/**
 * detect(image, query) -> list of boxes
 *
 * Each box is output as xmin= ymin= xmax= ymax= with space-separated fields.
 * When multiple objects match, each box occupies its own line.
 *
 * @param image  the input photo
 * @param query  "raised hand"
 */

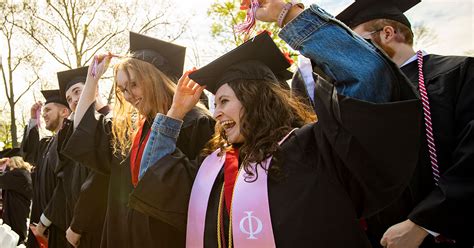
xmin=88 ymin=53 xmax=113 ymax=81
xmin=30 ymin=101 xmax=43 ymax=119
xmin=255 ymin=0 xmax=286 ymax=23
xmin=167 ymin=70 xmax=206 ymax=120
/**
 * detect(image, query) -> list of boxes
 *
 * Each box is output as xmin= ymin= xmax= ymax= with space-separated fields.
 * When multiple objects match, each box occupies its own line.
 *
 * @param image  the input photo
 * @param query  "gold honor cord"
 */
xmin=217 ymin=166 xmax=243 ymax=248
xmin=217 ymin=185 xmax=225 ymax=248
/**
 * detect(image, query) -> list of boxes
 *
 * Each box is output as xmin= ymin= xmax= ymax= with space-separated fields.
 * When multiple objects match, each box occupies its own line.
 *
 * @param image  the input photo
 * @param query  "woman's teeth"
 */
xmin=221 ymin=120 xmax=235 ymax=129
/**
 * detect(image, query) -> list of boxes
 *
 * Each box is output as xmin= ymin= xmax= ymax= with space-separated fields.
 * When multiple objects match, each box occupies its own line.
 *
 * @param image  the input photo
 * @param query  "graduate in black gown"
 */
xmin=337 ymin=0 xmax=474 ymax=247
xmin=61 ymin=32 xmax=215 ymax=248
xmin=129 ymin=2 xmax=423 ymax=247
xmin=20 ymin=90 xmax=71 ymax=248
xmin=48 ymin=66 xmax=110 ymax=248
xmin=0 ymin=155 xmax=32 ymax=245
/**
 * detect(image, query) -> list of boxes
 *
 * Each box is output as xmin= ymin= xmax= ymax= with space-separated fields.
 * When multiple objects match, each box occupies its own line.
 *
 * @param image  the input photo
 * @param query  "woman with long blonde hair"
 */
xmin=0 ymin=156 xmax=33 ymax=245
xmin=62 ymin=32 xmax=215 ymax=247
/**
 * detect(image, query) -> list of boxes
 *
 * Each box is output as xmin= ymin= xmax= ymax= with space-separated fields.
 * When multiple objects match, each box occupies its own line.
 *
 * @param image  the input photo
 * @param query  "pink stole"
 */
xmin=186 ymin=130 xmax=296 ymax=248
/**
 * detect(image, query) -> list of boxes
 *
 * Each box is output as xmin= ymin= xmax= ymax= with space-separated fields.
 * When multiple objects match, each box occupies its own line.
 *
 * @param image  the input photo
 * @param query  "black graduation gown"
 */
xmin=129 ymin=74 xmax=423 ymax=247
xmin=62 ymin=104 xmax=215 ymax=248
xmin=363 ymin=55 xmax=474 ymax=247
xmin=52 ymin=109 xmax=110 ymax=248
xmin=0 ymin=168 xmax=32 ymax=244
xmin=20 ymin=125 xmax=66 ymax=248
xmin=404 ymin=55 xmax=473 ymax=244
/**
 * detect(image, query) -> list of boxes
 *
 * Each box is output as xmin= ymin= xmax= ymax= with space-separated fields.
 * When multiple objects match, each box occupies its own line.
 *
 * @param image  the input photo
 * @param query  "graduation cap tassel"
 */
xmin=234 ymin=0 xmax=260 ymax=35
xmin=90 ymin=54 xmax=122 ymax=79
xmin=91 ymin=55 xmax=99 ymax=79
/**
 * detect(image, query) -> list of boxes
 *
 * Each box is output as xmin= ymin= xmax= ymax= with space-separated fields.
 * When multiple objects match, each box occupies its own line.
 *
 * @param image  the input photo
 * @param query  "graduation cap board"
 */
xmin=57 ymin=66 xmax=88 ymax=99
xmin=129 ymin=32 xmax=186 ymax=80
xmin=336 ymin=0 xmax=421 ymax=28
xmin=41 ymin=89 xmax=68 ymax=107
xmin=0 ymin=148 xmax=20 ymax=159
xmin=189 ymin=31 xmax=291 ymax=94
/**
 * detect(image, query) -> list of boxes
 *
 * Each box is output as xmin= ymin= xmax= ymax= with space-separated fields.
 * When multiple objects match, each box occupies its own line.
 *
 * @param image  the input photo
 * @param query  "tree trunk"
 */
xmin=9 ymin=104 xmax=18 ymax=147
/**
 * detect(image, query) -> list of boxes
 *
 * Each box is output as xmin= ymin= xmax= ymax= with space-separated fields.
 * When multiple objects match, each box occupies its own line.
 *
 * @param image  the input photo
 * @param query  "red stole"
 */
xmin=223 ymin=148 xmax=239 ymax=214
xmin=130 ymin=121 xmax=151 ymax=187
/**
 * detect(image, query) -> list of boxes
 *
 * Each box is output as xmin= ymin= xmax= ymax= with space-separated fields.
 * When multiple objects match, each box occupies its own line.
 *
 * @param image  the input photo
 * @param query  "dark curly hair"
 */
xmin=203 ymin=79 xmax=316 ymax=180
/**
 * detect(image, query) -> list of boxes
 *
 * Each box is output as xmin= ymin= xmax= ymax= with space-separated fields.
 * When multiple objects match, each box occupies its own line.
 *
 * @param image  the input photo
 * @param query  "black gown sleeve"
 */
xmin=408 ymin=58 xmax=474 ymax=241
xmin=129 ymin=108 xmax=215 ymax=232
xmin=62 ymin=103 xmax=113 ymax=175
xmin=70 ymin=171 xmax=109 ymax=234
xmin=129 ymin=150 xmax=201 ymax=232
xmin=20 ymin=123 xmax=50 ymax=167
xmin=42 ymin=170 xmax=68 ymax=231
xmin=313 ymin=73 xmax=423 ymax=218
xmin=57 ymin=110 xmax=109 ymax=235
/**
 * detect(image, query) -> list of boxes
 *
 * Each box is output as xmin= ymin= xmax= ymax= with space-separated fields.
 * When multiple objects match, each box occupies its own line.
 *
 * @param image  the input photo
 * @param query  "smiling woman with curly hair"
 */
xmin=130 ymin=14 xmax=422 ymax=246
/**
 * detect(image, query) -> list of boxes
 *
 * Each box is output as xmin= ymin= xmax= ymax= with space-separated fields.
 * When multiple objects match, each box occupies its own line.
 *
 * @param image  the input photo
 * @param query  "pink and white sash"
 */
xmin=186 ymin=129 xmax=296 ymax=248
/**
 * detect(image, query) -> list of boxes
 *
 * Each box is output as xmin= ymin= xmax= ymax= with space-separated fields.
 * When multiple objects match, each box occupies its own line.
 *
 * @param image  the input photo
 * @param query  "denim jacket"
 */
xmin=281 ymin=4 xmax=395 ymax=103
xmin=138 ymin=114 xmax=183 ymax=180
xmin=139 ymin=4 xmax=398 ymax=178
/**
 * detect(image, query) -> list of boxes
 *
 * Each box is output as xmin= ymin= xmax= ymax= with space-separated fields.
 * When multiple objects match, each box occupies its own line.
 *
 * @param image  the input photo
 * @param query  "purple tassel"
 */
xmin=90 ymin=55 xmax=99 ymax=79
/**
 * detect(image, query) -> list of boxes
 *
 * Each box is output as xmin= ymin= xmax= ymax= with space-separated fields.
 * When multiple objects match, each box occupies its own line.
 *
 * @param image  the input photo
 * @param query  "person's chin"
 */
xmin=227 ymin=134 xmax=243 ymax=144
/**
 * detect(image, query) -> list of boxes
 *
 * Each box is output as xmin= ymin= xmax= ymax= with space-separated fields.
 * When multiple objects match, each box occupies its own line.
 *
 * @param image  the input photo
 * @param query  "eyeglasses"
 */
xmin=360 ymin=29 xmax=383 ymax=39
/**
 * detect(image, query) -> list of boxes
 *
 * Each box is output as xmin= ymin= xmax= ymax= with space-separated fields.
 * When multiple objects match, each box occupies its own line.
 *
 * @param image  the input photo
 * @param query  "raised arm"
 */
xmin=20 ymin=102 xmax=44 ymax=165
xmin=139 ymin=70 xmax=206 ymax=176
xmin=256 ymin=0 xmax=399 ymax=103
xmin=74 ymin=55 xmax=111 ymax=129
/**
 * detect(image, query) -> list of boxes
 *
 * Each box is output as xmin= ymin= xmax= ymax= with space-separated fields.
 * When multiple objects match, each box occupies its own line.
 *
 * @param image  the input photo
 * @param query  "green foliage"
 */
xmin=207 ymin=0 xmax=298 ymax=63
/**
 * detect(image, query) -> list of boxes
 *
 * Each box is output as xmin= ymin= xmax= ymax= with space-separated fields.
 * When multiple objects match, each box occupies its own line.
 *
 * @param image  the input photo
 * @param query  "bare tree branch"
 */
xmin=1 ymin=67 xmax=10 ymax=101
xmin=14 ymin=76 xmax=39 ymax=105
xmin=13 ymin=22 xmax=71 ymax=67
xmin=29 ymin=14 xmax=73 ymax=43
xmin=46 ymin=0 xmax=70 ymax=31
xmin=83 ymin=30 xmax=123 ymax=64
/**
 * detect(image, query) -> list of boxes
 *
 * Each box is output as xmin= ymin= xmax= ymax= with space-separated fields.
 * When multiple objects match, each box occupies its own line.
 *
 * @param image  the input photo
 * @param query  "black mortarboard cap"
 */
xmin=57 ymin=66 xmax=88 ymax=99
xmin=0 ymin=148 xmax=21 ymax=159
xmin=41 ymin=89 xmax=68 ymax=107
xmin=129 ymin=32 xmax=186 ymax=80
xmin=275 ymin=69 xmax=293 ymax=90
xmin=336 ymin=0 xmax=420 ymax=29
xmin=189 ymin=32 xmax=291 ymax=94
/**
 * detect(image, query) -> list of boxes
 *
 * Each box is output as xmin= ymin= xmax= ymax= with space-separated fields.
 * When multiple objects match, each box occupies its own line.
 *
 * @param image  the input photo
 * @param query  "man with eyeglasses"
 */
xmin=336 ymin=0 xmax=474 ymax=248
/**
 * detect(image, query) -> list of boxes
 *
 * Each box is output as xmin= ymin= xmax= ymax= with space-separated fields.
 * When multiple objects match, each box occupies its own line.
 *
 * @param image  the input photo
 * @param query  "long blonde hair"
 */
xmin=111 ymin=57 xmax=177 ymax=157
xmin=8 ymin=156 xmax=33 ymax=172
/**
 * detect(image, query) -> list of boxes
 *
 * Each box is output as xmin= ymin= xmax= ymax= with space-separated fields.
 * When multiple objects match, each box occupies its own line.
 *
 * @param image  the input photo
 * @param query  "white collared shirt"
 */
xmin=400 ymin=50 xmax=428 ymax=68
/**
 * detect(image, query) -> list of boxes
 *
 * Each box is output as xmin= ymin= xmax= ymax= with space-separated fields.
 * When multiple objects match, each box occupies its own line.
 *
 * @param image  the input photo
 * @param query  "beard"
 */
xmin=371 ymin=36 xmax=396 ymax=59
xmin=45 ymin=113 xmax=61 ymax=132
